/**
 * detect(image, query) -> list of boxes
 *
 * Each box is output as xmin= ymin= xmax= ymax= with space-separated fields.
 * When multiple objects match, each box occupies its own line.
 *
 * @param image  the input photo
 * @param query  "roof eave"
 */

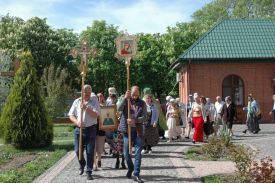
xmin=178 ymin=57 xmax=275 ymax=63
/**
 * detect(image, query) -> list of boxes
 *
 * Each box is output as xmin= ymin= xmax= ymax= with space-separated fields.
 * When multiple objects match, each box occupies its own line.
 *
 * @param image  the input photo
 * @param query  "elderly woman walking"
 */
xmin=166 ymin=98 xmax=181 ymax=142
xmin=142 ymin=94 xmax=159 ymax=154
xmin=221 ymin=96 xmax=237 ymax=137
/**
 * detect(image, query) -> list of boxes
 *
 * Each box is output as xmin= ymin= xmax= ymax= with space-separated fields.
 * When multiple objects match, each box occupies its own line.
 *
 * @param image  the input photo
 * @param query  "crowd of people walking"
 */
xmin=68 ymin=84 xmax=273 ymax=182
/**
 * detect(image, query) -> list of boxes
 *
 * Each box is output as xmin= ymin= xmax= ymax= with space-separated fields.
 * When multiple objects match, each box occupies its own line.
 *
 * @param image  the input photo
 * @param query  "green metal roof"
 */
xmin=175 ymin=19 xmax=275 ymax=67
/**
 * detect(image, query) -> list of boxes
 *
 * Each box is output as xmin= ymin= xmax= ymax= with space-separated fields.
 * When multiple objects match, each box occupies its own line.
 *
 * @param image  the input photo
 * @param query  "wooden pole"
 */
xmin=70 ymin=38 xmax=96 ymax=161
xmin=126 ymin=57 xmax=132 ymax=154
xmin=79 ymin=71 xmax=85 ymax=161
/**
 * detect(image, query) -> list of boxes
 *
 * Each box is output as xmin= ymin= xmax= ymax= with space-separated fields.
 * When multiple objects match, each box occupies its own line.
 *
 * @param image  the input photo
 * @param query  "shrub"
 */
xmin=202 ymin=129 xmax=233 ymax=160
xmin=42 ymin=64 xmax=71 ymax=118
xmin=229 ymin=145 xmax=256 ymax=183
xmin=249 ymin=157 xmax=275 ymax=183
xmin=0 ymin=51 xmax=53 ymax=148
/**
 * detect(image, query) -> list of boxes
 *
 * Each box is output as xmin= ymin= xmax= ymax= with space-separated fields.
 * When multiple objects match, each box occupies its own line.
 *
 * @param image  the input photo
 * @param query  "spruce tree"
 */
xmin=0 ymin=51 xmax=53 ymax=148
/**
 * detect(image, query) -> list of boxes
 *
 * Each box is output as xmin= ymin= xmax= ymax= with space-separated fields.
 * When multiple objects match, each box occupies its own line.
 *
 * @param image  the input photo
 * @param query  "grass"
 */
xmin=203 ymin=175 xmax=233 ymax=183
xmin=185 ymin=146 xmax=218 ymax=161
xmin=0 ymin=124 xmax=74 ymax=183
xmin=0 ymin=145 xmax=22 ymax=165
xmin=53 ymin=124 xmax=74 ymax=141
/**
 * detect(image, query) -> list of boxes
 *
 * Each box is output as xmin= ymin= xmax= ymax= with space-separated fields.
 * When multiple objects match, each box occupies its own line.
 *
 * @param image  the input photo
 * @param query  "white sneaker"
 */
xmin=148 ymin=150 xmax=152 ymax=154
xmin=141 ymin=150 xmax=148 ymax=154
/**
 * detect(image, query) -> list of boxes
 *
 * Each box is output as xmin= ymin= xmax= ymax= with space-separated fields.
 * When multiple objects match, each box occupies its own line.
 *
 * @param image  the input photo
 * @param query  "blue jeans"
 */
xmin=105 ymin=131 xmax=115 ymax=150
xmin=123 ymin=129 xmax=143 ymax=177
xmin=74 ymin=125 xmax=96 ymax=173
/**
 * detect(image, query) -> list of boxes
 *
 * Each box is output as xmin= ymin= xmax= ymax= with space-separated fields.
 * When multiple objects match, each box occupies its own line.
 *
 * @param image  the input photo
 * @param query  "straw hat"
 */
xmin=166 ymin=96 xmax=172 ymax=101
xmin=108 ymin=87 xmax=117 ymax=95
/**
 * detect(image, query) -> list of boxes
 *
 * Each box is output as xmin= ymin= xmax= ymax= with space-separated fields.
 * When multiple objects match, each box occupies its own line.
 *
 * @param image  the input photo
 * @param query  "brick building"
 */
xmin=172 ymin=19 xmax=275 ymax=122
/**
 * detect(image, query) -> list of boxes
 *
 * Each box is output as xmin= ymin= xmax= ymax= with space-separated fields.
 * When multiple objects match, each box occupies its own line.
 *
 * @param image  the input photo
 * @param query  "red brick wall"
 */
xmin=179 ymin=62 xmax=275 ymax=123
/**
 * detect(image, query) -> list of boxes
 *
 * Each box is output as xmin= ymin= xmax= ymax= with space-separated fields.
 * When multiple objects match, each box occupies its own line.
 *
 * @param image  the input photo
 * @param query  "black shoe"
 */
xmin=115 ymin=161 xmax=119 ymax=169
xmin=133 ymin=176 xmax=144 ymax=183
xmin=121 ymin=163 xmax=126 ymax=169
xmin=87 ymin=173 xmax=93 ymax=180
xmin=98 ymin=161 xmax=101 ymax=168
xmin=192 ymin=140 xmax=196 ymax=144
xmin=242 ymin=130 xmax=247 ymax=134
xmin=126 ymin=169 xmax=133 ymax=179
xmin=185 ymin=136 xmax=189 ymax=139
xmin=253 ymin=130 xmax=260 ymax=134
xmin=79 ymin=167 xmax=84 ymax=175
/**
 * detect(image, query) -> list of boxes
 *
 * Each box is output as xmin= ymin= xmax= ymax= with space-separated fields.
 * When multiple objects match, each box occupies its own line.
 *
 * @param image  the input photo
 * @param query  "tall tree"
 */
xmin=42 ymin=64 xmax=71 ymax=118
xmin=192 ymin=0 xmax=275 ymax=32
xmin=0 ymin=14 xmax=24 ymax=59
xmin=0 ymin=50 xmax=12 ymax=111
xmin=134 ymin=33 xmax=176 ymax=97
xmin=0 ymin=51 xmax=53 ymax=148
xmin=18 ymin=17 xmax=57 ymax=77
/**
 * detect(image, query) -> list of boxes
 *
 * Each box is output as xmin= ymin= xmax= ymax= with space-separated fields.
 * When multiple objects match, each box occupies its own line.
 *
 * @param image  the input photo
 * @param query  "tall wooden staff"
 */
xmin=70 ymin=38 xmax=97 ymax=161
xmin=115 ymin=34 xmax=138 ymax=154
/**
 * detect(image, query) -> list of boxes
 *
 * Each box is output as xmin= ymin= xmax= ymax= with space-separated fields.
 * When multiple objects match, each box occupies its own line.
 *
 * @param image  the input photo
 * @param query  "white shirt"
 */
xmin=273 ymin=102 xmax=275 ymax=110
xmin=68 ymin=96 xmax=100 ymax=127
xmin=215 ymin=101 xmax=225 ymax=114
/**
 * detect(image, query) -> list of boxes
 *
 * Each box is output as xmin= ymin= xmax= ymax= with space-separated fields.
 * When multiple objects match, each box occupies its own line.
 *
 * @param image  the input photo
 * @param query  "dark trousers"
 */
xmin=123 ymin=130 xmax=143 ymax=177
xmin=247 ymin=113 xmax=260 ymax=132
xmin=74 ymin=125 xmax=96 ymax=173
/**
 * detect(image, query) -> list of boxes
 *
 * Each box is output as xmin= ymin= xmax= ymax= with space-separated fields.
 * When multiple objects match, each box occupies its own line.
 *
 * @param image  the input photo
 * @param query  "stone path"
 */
xmin=34 ymin=124 xmax=275 ymax=183
xmin=231 ymin=123 xmax=275 ymax=159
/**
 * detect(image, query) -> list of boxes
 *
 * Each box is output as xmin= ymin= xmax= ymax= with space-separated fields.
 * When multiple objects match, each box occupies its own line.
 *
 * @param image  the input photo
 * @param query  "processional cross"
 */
xmin=70 ymin=38 xmax=97 ymax=161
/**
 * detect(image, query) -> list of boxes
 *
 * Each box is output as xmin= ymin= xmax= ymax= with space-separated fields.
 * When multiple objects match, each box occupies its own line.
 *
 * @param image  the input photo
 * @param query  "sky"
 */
xmin=0 ymin=0 xmax=212 ymax=34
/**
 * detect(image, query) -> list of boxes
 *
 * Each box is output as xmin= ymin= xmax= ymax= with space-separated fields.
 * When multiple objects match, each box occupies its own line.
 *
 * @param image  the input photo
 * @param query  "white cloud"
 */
xmin=0 ymin=0 xmax=211 ymax=34
xmin=0 ymin=0 xmax=59 ymax=21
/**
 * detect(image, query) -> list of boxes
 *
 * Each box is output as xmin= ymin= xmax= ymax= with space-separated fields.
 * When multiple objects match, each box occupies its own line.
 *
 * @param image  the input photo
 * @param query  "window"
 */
xmin=222 ymin=75 xmax=244 ymax=106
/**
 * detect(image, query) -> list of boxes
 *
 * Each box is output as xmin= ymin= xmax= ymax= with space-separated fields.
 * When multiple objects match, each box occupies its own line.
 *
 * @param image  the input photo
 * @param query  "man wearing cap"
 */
xmin=68 ymin=85 xmax=100 ymax=180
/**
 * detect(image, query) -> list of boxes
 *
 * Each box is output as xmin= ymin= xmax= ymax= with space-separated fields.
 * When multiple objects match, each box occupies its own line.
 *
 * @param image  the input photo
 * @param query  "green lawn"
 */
xmin=0 ymin=124 xmax=74 ymax=183
xmin=185 ymin=146 xmax=217 ymax=161
xmin=53 ymin=124 xmax=74 ymax=141
xmin=203 ymin=175 xmax=233 ymax=183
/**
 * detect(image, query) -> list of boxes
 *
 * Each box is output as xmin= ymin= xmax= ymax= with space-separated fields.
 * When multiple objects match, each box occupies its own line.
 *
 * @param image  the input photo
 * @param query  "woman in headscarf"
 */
xmin=142 ymin=94 xmax=159 ymax=154
xmin=166 ymin=98 xmax=181 ymax=142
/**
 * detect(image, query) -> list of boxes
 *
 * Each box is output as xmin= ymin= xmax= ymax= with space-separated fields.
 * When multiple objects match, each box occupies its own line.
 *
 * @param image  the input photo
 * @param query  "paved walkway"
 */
xmin=34 ymin=124 xmax=275 ymax=183
xmin=231 ymin=123 xmax=275 ymax=159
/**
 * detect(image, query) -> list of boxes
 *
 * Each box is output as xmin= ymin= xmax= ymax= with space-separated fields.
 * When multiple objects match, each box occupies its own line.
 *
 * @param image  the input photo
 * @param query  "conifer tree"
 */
xmin=0 ymin=51 xmax=53 ymax=148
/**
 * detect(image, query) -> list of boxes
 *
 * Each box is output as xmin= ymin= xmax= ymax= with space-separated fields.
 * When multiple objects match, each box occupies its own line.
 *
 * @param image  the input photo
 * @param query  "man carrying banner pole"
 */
xmin=116 ymin=35 xmax=146 ymax=183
